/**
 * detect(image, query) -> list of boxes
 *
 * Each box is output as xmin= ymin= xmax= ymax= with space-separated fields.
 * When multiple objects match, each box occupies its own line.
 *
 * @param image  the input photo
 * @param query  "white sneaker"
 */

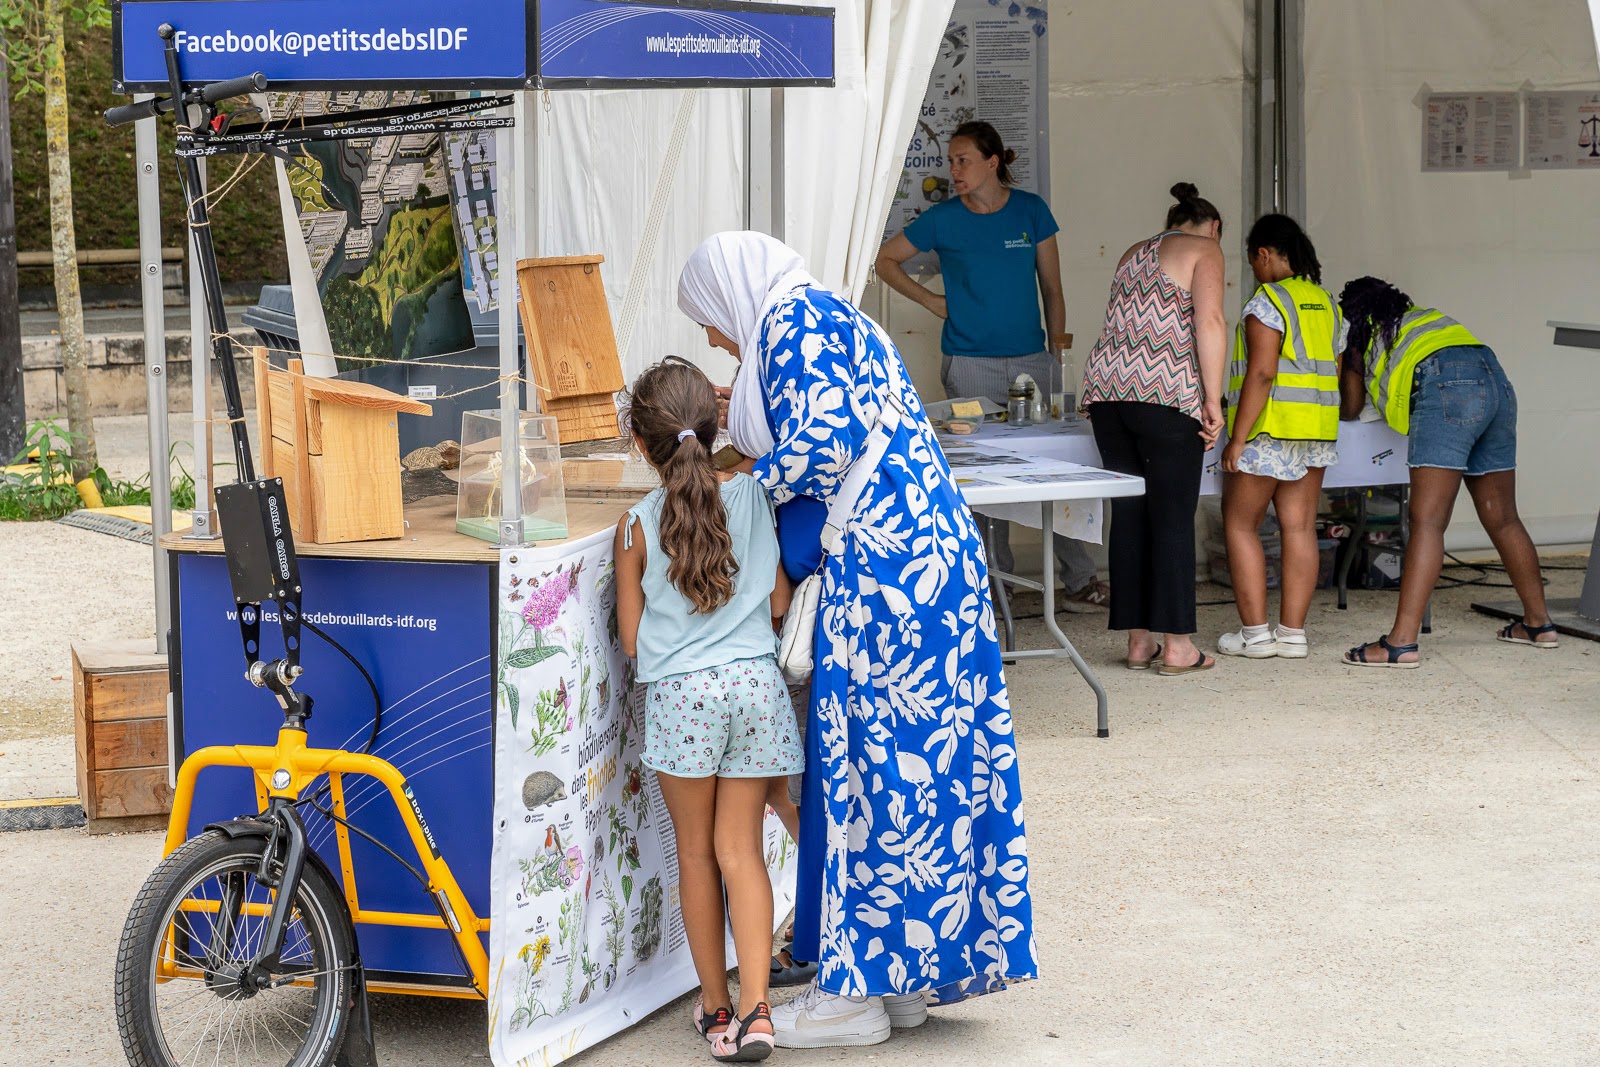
xmin=770 ymin=982 xmax=891 ymax=1048
xmin=881 ymin=991 xmax=928 ymax=1029
xmin=1273 ymin=628 xmax=1309 ymax=659
xmin=1218 ymin=628 xmax=1278 ymax=658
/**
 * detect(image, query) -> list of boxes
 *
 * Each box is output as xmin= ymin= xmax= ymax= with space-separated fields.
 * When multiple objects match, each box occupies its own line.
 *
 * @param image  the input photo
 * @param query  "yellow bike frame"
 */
xmin=163 ymin=725 xmax=491 ymax=1000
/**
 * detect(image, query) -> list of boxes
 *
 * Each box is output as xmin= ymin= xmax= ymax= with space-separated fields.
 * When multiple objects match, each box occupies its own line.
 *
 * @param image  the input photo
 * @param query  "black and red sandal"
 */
xmin=693 ymin=994 xmax=733 ymax=1043
xmin=711 ymin=1002 xmax=775 ymax=1063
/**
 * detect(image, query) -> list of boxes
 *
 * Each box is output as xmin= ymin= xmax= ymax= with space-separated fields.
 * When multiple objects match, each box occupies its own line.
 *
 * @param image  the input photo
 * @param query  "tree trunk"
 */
xmin=43 ymin=0 xmax=97 ymax=479
xmin=0 ymin=48 xmax=27 ymax=461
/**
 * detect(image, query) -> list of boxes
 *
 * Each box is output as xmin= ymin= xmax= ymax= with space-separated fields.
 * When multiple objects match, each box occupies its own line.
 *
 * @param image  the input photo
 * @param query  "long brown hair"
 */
xmin=621 ymin=359 xmax=737 ymax=614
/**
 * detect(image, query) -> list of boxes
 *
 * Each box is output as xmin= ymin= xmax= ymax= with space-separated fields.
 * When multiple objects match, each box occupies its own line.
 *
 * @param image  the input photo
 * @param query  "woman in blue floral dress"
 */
xmin=678 ymin=232 xmax=1037 ymax=1049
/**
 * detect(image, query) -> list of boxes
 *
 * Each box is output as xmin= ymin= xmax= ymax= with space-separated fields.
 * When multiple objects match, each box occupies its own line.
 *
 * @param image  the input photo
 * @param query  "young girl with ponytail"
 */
xmin=615 ymin=357 xmax=800 ymax=1062
xmin=1219 ymin=214 xmax=1345 ymax=660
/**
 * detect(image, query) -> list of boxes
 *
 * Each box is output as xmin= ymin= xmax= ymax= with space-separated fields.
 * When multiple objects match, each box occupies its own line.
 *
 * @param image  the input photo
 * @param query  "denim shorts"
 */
xmin=1407 ymin=345 xmax=1517 ymax=475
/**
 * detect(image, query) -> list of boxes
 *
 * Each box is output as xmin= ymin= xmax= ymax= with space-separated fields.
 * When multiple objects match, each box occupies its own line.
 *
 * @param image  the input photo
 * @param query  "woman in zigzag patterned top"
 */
xmin=1080 ymin=183 xmax=1229 ymax=676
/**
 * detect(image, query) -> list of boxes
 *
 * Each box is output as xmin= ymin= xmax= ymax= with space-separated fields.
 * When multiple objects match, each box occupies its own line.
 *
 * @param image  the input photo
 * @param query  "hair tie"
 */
xmin=676 ymin=428 xmax=697 ymax=444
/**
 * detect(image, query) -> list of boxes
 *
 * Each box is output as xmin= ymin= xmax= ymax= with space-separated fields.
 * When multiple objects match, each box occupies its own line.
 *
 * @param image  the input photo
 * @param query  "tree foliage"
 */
xmin=0 ymin=0 xmax=109 ymax=97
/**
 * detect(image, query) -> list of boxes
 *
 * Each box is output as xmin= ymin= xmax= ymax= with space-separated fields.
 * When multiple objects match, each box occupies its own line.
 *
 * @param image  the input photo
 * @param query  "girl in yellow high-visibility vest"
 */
xmin=1219 ymin=215 xmax=1344 ymax=661
xmin=1337 ymin=276 xmax=1556 ymax=668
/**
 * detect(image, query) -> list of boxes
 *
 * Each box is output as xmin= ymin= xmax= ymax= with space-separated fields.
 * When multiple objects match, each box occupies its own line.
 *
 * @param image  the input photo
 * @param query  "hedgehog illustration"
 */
xmin=522 ymin=770 xmax=568 ymax=809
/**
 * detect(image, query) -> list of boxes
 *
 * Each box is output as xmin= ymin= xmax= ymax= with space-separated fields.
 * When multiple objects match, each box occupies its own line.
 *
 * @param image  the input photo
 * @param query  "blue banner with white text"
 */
xmin=114 ymin=0 xmax=832 ymax=91
xmin=537 ymin=0 xmax=833 ymax=85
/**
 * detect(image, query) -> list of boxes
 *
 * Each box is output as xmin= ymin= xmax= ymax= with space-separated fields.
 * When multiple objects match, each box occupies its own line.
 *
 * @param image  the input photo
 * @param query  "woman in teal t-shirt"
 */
xmin=877 ymin=120 xmax=1106 ymax=607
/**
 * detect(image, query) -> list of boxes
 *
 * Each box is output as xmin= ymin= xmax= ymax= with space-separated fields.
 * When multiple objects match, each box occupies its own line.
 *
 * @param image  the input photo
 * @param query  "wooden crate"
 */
xmin=516 ymin=255 xmax=626 ymax=444
xmin=73 ymin=639 xmax=173 ymax=833
xmin=254 ymin=351 xmax=432 ymax=543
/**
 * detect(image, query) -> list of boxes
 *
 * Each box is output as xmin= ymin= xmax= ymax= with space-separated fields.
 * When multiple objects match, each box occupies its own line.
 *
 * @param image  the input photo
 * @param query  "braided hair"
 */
xmin=1339 ymin=276 xmax=1412 ymax=362
xmin=1246 ymin=214 xmax=1322 ymax=284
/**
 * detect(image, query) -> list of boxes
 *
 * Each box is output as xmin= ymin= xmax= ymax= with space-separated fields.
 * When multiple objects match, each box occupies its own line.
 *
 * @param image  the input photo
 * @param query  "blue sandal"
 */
xmin=1342 ymin=635 xmax=1420 ymax=669
xmin=1497 ymin=617 xmax=1559 ymax=649
xmin=769 ymin=950 xmax=817 ymax=987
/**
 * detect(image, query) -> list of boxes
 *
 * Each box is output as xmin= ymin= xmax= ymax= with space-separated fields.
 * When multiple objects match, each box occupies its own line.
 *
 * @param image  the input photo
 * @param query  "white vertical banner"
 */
xmin=489 ymin=530 xmax=797 ymax=1067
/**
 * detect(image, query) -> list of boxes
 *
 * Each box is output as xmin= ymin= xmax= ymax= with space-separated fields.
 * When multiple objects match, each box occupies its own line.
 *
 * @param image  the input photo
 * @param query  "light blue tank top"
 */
xmin=623 ymin=473 xmax=780 ymax=683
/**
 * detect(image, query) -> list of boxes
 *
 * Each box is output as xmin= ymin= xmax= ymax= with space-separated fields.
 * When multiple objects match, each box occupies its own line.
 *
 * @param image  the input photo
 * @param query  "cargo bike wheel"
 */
xmin=114 ymin=829 xmax=356 ymax=1067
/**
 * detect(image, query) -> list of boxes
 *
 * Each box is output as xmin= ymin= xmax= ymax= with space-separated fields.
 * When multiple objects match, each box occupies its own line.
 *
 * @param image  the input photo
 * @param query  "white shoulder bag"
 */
xmin=776 ymin=394 xmax=906 ymax=685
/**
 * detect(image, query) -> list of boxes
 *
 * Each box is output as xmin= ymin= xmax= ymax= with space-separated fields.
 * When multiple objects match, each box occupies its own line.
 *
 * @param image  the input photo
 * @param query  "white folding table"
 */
xmin=947 ymin=451 xmax=1146 ymax=738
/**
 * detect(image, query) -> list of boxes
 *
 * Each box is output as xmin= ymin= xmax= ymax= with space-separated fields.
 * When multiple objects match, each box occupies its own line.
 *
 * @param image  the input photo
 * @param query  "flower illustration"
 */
xmin=521 ymin=574 xmax=570 ymax=631
xmin=519 ymin=934 xmax=553 ymax=975
xmin=561 ymin=846 xmax=585 ymax=888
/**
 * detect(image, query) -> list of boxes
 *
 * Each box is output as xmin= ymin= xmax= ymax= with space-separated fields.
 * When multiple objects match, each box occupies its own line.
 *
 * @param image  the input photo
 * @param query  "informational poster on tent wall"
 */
xmin=271 ymin=91 xmax=476 ymax=369
xmin=883 ymin=0 xmax=1050 ymax=274
xmin=1525 ymin=90 xmax=1600 ymax=170
xmin=489 ymin=530 xmax=798 ymax=1067
xmin=446 ymin=128 xmax=503 ymax=313
xmin=1420 ymin=92 xmax=1520 ymax=172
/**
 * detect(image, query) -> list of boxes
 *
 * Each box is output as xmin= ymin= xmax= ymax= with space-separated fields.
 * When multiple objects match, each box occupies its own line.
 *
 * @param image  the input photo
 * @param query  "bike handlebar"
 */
xmin=104 ymin=97 xmax=168 ymax=127
xmin=103 ymin=72 xmax=267 ymax=127
xmin=201 ymin=72 xmax=268 ymax=104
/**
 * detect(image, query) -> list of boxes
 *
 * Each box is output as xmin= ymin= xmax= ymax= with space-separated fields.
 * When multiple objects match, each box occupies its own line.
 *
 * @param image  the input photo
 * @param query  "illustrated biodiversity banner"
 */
xmin=490 ymin=529 xmax=798 ymax=1066
xmin=884 ymin=0 xmax=1050 ymax=275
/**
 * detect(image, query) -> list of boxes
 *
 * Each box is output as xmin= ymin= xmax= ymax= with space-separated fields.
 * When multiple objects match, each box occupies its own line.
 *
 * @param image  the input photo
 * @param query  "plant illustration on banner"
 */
xmin=631 ymin=875 xmax=664 ymax=963
xmin=556 ymin=892 xmax=587 ymax=1013
xmin=509 ymin=934 xmax=555 ymax=1032
xmin=501 ymin=563 xmax=578 ymax=747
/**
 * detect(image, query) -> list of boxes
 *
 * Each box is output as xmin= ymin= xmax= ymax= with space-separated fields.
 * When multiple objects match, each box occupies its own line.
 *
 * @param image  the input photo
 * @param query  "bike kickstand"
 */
xmin=334 ymin=961 xmax=379 ymax=1067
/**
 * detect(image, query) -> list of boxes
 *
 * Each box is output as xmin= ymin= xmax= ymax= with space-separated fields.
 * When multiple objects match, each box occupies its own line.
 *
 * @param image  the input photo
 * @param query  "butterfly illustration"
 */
xmin=568 ymin=558 xmax=585 ymax=591
xmin=555 ymin=678 xmax=570 ymax=712
xmin=510 ymin=574 xmax=522 ymax=587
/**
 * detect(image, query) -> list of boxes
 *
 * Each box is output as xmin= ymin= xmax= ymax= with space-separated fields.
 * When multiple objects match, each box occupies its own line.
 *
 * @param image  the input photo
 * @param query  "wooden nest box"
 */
xmin=253 ymin=349 xmax=432 ymax=543
xmin=516 ymin=254 xmax=626 ymax=444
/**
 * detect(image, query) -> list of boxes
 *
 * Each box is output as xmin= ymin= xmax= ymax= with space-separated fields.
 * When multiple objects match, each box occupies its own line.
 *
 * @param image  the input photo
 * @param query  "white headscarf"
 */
xmin=677 ymin=231 xmax=818 ymax=458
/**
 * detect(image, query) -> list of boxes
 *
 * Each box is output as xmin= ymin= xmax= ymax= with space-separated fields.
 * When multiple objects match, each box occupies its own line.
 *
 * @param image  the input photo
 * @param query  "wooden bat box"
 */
xmin=516 ymin=255 xmax=626 ymax=444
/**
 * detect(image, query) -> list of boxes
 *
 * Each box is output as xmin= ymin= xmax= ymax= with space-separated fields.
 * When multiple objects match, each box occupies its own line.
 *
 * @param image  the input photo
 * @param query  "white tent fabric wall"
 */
xmin=1305 ymin=0 xmax=1600 ymax=550
xmin=531 ymin=88 xmax=750 ymax=385
xmin=868 ymin=0 xmax=1255 ymax=401
xmin=783 ymin=0 xmax=957 ymax=301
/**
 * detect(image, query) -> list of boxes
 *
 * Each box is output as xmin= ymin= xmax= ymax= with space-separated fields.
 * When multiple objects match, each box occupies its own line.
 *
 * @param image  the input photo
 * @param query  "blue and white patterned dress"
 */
xmin=751 ymin=286 xmax=1037 ymax=1003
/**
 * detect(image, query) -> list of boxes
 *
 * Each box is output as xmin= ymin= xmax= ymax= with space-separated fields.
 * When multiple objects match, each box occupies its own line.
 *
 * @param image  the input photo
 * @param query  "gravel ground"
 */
xmin=0 ymin=414 xmax=253 ymax=742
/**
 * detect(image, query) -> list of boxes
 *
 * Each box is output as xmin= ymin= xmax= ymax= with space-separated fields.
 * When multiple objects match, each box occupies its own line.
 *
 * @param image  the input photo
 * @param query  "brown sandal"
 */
xmin=1157 ymin=650 xmax=1215 ymax=676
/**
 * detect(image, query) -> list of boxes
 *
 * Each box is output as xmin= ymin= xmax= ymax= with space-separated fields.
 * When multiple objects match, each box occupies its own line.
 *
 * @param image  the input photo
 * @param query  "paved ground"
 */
xmin=0 ymin=552 xmax=1595 ymax=1065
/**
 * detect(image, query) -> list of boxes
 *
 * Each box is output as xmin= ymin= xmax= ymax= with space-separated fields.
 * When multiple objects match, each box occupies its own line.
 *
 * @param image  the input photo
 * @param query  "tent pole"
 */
xmin=747 ymin=88 xmax=783 ymax=239
xmin=183 ymin=152 xmax=219 ymax=541
xmin=135 ymin=93 xmax=172 ymax=649
xmin=1255 ymin=0 xmax=1306 ymax=219
xmin=497 ymin=96 xmax=524 ymax=546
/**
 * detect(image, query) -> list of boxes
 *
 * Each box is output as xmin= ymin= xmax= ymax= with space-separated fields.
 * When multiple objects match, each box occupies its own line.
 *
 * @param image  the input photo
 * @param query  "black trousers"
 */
xmin=1088 ymin=401 xmax=1205 ymax=635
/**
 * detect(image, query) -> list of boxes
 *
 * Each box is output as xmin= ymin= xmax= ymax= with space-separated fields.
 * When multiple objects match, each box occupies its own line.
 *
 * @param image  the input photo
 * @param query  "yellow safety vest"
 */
xmin=1225 ymin=278 xmax=1343 ymax=443
xmin=1364 ymin=307 xmax=1481 ymax=435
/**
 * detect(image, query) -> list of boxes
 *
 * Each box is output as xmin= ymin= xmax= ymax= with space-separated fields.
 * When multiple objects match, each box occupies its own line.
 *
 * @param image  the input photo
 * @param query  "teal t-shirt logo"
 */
xmin=900 ymin=189 xmax=1061 ymax=357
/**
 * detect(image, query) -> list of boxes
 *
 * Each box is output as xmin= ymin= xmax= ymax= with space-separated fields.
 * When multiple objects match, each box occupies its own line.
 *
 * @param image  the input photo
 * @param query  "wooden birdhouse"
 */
xmin=516 ymin=254 xmax=626 ymax=444
xmin=252 ymin=349 xmax=432 ymax=543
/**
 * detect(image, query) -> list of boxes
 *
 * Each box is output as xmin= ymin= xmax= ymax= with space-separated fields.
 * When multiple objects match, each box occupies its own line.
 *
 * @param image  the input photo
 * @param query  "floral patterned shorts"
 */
xmin=643 ymin=655 xmax=804 ymax=780
xmin=1236 ymin=434 xmax=1339 ymax=481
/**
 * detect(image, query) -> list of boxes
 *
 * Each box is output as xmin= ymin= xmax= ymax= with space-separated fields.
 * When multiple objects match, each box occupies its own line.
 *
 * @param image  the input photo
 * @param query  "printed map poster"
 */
xmin=1525 ymin=90 xmax=1600 ymax=170
xmin=271 ymin=91 xmax=475 ymax=370
xmin=1421 ymin=92 xmax=1520 ymax=172
xmin=446 ymin=128 xmax=503 ymax=314
xmin=884 ymin=0 xmax=1050 ymax=276
xmin=489 ymin=531 xmax=798 ymax=1067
